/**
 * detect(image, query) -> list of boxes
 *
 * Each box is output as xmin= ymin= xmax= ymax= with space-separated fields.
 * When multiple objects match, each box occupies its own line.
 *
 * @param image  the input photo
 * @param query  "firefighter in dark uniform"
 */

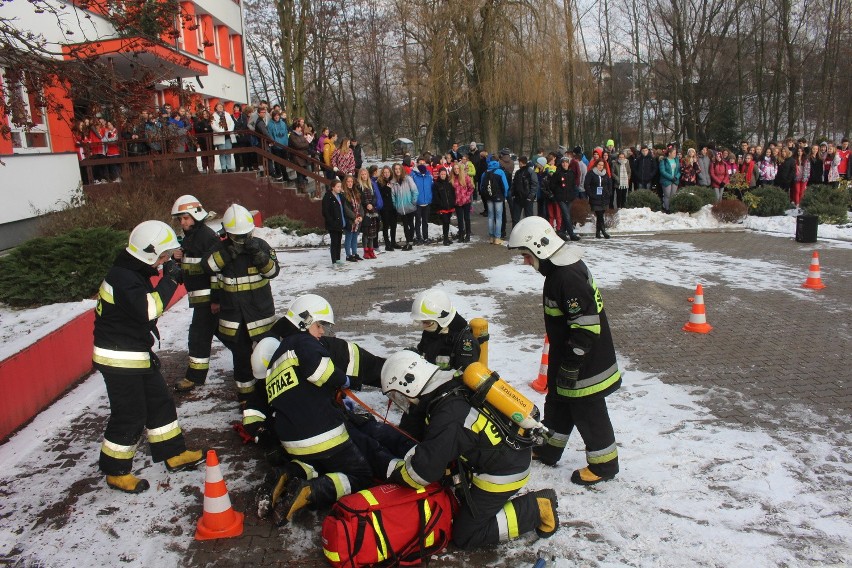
xmin=508 ymin=216 xmax=621 ymax=485
xmin=380 ymin=351 xmax=559 ymax=549
xmin=203 ymin=204 xmax=279 ymax=405
xmin=94 ymin=220 xmax=203 ymax=493
xmin=248 ymin=295 xmax=397 ymax=526
xmin=171 ymin=195 xmax=223 ymax=393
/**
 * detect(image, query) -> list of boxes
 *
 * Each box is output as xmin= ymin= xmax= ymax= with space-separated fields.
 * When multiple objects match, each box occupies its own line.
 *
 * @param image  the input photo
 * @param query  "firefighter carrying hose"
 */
xmin=94 ymin=220 xmax=204 ymax=493
xmin=507 ymin=215 xmax=621 ymax=485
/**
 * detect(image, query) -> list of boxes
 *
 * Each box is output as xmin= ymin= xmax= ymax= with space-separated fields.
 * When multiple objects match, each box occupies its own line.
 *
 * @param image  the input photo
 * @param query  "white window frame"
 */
xmin=195 ymin=15 xmax=205 ymax=55
xmin=228 ymin=33 xmax=235 ymax=70
xmin=213 ymin=24 xmax=221 ymax=62
xmin=174 ymin=14 xmax=185 ymax=50
xmin=1 ymin=68 xmax=51 ymax=154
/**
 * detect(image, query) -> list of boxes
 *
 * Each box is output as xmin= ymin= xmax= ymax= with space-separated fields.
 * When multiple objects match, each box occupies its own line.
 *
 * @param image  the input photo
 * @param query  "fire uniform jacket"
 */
xmin=203 ymin=236 xmax=279 ymax=339
xmin=417 ymin=313 xmax=481 ymax=372
xmin=180 ymin=222 xmax=222 ymax=307
xmin=93 ymin=251 xmax=178 ymax=373
xmin=388 ymin=380 xmax=540 ymax=549
xmin=543 ymin=259 xmax=620 ymax=400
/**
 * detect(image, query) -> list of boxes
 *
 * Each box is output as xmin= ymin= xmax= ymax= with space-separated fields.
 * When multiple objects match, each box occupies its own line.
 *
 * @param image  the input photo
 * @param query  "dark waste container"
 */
xmin=795 ymin=214 xmax=818 ymax=243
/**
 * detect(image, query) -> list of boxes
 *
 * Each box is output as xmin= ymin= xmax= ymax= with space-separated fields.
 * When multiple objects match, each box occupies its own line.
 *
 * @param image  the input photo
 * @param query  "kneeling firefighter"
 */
xmin=380 ymin=351 xmax=559 ymax=550
xmin=247 ymin=294 xmax=398 ymax=526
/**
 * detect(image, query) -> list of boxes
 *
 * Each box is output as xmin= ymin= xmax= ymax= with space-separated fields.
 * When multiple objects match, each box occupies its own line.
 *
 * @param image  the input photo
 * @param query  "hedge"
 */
xmin=625 ymin=189 xmax=662 ymax=211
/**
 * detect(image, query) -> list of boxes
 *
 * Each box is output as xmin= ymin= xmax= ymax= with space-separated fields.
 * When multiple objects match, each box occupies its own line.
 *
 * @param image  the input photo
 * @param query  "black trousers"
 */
xmin=286 ymin=439 xmax=375 ymax=508
xmin=184 ymin=304 xmax=218 ymax=384
xmin=220 ymin=322 xmax=255 ymax=404
xmin=328 ymin=230 xmax=342 ymax=263
xmin=455 ymin=204 xmax=471 ymax=237
xmin=440 ymin=212 xmax=452 ymax=241
xmin=381 ymin=208 xmax=398 ymax=246
xmin=401 ymin=212 xmax=415 ymax=243
xmin=99 ymin=366 xmax=186 ymax=475
xmin=453 ymin=486 xmax=540 ymax=549
xmin=538 ymin=394 xmax=619 ymax=478
xmin=595 ymin=210 xmax=606 ymax=235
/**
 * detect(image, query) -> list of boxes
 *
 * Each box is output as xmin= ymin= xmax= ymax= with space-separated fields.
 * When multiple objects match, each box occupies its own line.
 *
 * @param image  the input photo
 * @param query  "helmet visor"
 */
xmin=387 ymin=391 xmax=411 ymax=413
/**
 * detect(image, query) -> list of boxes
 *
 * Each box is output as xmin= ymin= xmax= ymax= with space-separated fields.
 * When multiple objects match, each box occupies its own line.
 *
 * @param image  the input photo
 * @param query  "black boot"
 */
xmin=603 ymin=230 xmax=611 ymax=239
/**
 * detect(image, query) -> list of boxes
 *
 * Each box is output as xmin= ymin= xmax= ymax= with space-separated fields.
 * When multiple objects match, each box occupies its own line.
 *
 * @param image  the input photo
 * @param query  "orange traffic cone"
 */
xmin=802 ymin=251 xmax=826 ymax=290
xmin=683 ymin=284 xmax=713 ymax=334
xmin=195 ymin=450 xmax=244 ymax=541
xmin=530 ymin=335 xmax=549 ymax=393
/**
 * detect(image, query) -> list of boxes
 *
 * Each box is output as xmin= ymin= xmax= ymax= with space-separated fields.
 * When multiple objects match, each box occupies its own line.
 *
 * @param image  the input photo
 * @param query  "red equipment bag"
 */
xmin=321 ymin=482 xmax=456 ymax=567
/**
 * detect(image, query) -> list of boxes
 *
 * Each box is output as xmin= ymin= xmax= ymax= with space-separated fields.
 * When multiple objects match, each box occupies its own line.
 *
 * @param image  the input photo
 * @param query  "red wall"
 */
xmin=0 ymin=281 xmax=186 ymax=442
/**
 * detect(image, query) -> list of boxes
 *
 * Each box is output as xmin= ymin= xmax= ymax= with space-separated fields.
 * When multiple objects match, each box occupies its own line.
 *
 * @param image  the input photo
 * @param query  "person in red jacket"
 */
xmin=710 ymin=150 xmax=729 ymax=202
xmin=837 ymin=138 xmax=850 ymax=180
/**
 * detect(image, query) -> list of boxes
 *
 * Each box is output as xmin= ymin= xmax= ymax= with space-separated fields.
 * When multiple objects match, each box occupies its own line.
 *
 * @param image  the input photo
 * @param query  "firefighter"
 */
xmin=507 ymin=215 xmax=621 ymax=485
xmin=94 ymin=220 xmax=203 ymax=493
xmin=380 ymin=351 xmax=559 ymax=550
xmin=249 ymin=295 xmax=396 ymax=526
xmin=203 ymin=204 xmax=279 ymax=405
xmin=170 ymin=195 xmax=223 ymax=393
xmin=401 ymin=288 xmax=482 ymax=440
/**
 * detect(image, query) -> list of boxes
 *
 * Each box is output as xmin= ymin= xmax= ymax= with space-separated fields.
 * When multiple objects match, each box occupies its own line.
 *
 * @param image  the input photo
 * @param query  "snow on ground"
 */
xmin=1 ymin=217 xmax=850 ymax=567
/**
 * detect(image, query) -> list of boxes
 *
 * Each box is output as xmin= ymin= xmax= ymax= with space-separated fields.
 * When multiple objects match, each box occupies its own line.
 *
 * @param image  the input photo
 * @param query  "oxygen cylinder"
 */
xmin=462 ymin=362 xmax=543 ymax=430
xmin=469 ymin=318 xmax=489 ymax=366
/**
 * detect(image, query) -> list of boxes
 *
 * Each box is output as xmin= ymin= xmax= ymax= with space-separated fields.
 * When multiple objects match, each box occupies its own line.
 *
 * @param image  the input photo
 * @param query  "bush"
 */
xmin=264 ymin=215 xmax=321 ymax=235
xmin=711 ymin=199 xmax=748 ymax=223
xmin=0 ymin=227 xmax=128 ymax=307
xmin=37 ymin=162 xmax=191 ymax=237
xmin=604 ymin=208 xmax=618 ymax=229
xmin=804 ymin=202 xmax=850 ymax=225
xmin=570 ymin=199 xmax=592 ymax=226
xmin=745 ymin=185 xmax=788 ymax=217
xmin=625 ymin=189 xmax=662 ymax=211
xmin=669 ymin=191 xmax=703 ymax=214
xmin=677 ymin=185 xmax=716 ymax=207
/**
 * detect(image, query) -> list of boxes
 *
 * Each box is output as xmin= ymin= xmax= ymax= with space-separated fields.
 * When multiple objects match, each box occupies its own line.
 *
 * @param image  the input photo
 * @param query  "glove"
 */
xmin=226 ymin=242 xmax=242 ymax=261
xmin=556 ymin=361 xmax=580 ymax=390
xmin=162 ymin=259 xmax=183 ymax=284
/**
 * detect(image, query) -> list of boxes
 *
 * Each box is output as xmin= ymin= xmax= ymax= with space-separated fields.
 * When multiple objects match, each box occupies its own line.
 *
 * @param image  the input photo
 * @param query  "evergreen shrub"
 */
xmin=711 ymin=199 xmax=748 ymax=223
xmin=800 ymin=185 xmax=850 ymax=224
xmin=570 ymin=199 xmax=592 ymax=225
xmin=625 ymin=189 xmax=662 ymax=211
xmin=264 ymin=215 xmax=321 ymax=235
xmin=746 ymin=185 xmax=788 ymax=217
xmin=0 ymin=227 xmax=127 ymax=307
xmin=669 ymin=191 xmax=703 ymax=214
xmin=677 ymin=185 xmax=716 ymax=207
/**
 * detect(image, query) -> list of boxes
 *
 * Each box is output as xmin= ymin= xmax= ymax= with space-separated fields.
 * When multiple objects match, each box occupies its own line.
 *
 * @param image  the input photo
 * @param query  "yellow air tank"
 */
xmin=469 ymin=318 xmax=489 ymax=366
xmin=462 ymin=362 xmax=543 ymax=430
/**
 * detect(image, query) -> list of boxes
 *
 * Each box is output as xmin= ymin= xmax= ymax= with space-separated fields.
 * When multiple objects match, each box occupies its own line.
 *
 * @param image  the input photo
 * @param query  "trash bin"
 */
xmin=795 ymin=214 xmax=818 ymax=243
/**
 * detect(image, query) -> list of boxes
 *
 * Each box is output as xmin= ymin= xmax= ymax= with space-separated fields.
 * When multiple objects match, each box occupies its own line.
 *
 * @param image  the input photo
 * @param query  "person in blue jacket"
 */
xmin=480 ymin=159 xmax=509 ymax=244
xmin=411 ymin=157 xmax=434 ymax=243
xmin=267 ymin=110 xmax=290 ymax=181
xmin=659 ymin=145 xmax=681 ymax=212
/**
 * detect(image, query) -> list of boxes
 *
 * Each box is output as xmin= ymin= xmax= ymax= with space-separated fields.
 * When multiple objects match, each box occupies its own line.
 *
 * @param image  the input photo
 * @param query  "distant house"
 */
xmin=392 ymin=138 xmax=415 ymax=157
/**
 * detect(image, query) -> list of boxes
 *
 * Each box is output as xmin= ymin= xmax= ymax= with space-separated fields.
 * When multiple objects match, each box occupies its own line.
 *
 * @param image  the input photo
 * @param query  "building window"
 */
xmin=174 ymin=14 xmax=185 ymax=50
xmin=195 ymin=15 xmax=204 ymax=55
xmin=213 ymin=25 xmax=221 ymax=62
xmin=228 ymin=34 xmax=235 ymax=70
xmin=1 ymin=68 xmax=51 ymax=154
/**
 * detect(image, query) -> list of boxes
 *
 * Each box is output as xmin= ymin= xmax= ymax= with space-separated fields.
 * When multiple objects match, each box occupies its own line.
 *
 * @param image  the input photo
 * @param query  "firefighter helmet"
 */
xmin=410 ymin=289 xmax=456 ymax=329
xmin=126 ymin=220 xmax=179 ymax=265
xmin=171 ymin=195 xmax=208 ymax=221
xmin=381 ymin=350 xmax=453 ymax=409
xmin=507 ymin=216 xmax=581 ymax=266
xmin=251 ymin=337 xmax=281 ymax=380
xmin=222 ymin=204 xmax=255 ymax=236
xmin=285 ymin=294 xmax=335 ymax=330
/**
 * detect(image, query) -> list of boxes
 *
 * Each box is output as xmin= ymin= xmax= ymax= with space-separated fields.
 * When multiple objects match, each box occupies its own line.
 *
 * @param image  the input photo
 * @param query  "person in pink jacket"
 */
xmin=451 ymin=162 xmax=475 ymax=242
xmin=710 ymin=151 xmax=729 ymax=202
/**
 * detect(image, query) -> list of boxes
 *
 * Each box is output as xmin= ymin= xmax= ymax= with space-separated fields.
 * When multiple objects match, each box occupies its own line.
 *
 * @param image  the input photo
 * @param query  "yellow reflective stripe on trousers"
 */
xmin=146 ymin=291 xmax=164 ymax=320
xmin=147 ymin=420 xmax=181 ymax=443
xmin=101 ymin=438 xmax=137 ymax=460
xmin=218 ymin=319 xmax=240 ymax=337
xmin=496 ymin=501 xmax=520 ymax=541
xmin=281 ymin=424 xmax=349 ymax=456
xmin=325 ymin=472 xmax=351 ymax=499
xmin=471 ymin=466 xmax=530 ymax=493
xmin=587 ymin=442 xmax=618 ymax=464
xmin=235 ymin=378 xmax=256 ymax=394
xmin=247 ymin=315 xmax=277 ymax=338
xmin=98 ymin=281 xmax=115 ymax=304
xmin=188 ymin=356 xmax=209 ymax=370
xmin=92 ymin=346 xmax=151 ymax=369
xmin=556 ymin=365 xmax=621 ymax=398
xmin=242 ymin=408 xmax=266 ymax=426
xmin=307 ymin=356 xmax=335 ymax=386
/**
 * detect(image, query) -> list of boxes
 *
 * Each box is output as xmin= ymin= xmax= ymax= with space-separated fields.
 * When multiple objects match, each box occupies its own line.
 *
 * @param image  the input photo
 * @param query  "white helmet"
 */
xmin=285 ymin=294 xmax=335 ymax=330
xmin=171 ymin=195 xmax=208 ymax=221
xmin=507 ymin=216 xmax=582 ymax=266
xmin=126 ymin=220 xmax=180 ymax=265
xmin=410 ymin=289 xmax=456 ymax=329
xmin=222 ymin=204 xmax=255 ymax=236
xmin=381 ymin=351 xmax=453 ymax=409
xmin=251 ymin=337 xmax=280 ymax=380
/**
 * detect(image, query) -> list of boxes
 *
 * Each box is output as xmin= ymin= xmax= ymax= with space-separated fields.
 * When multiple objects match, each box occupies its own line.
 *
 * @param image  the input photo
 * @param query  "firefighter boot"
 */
xmin=272 ymin=478 xmax=313 ymax=526
xmin=165 ymin=449 xmax=204 ymax=472
xmin=570 ymin=467 xmax=616 ymax=486
xmin=174 ymin=378 xmax=199 ymax=393
xmin=534 ymin=489 xmax=559 ymax=538
xmin=106 ymin=473 xmax=150 ymax=494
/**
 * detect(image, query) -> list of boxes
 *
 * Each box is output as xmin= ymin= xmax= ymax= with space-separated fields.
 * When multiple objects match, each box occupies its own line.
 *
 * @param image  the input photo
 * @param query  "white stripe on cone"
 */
xmin=203 ymin=493 xmax=233 ymax=514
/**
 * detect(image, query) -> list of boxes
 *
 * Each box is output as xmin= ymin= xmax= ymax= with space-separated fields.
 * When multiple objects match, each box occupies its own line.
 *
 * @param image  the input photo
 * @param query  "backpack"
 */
xmin=321 ymin=483 xmax=456 ymax=567
xmin=480 ymin=171 xmax=503 ymax=202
